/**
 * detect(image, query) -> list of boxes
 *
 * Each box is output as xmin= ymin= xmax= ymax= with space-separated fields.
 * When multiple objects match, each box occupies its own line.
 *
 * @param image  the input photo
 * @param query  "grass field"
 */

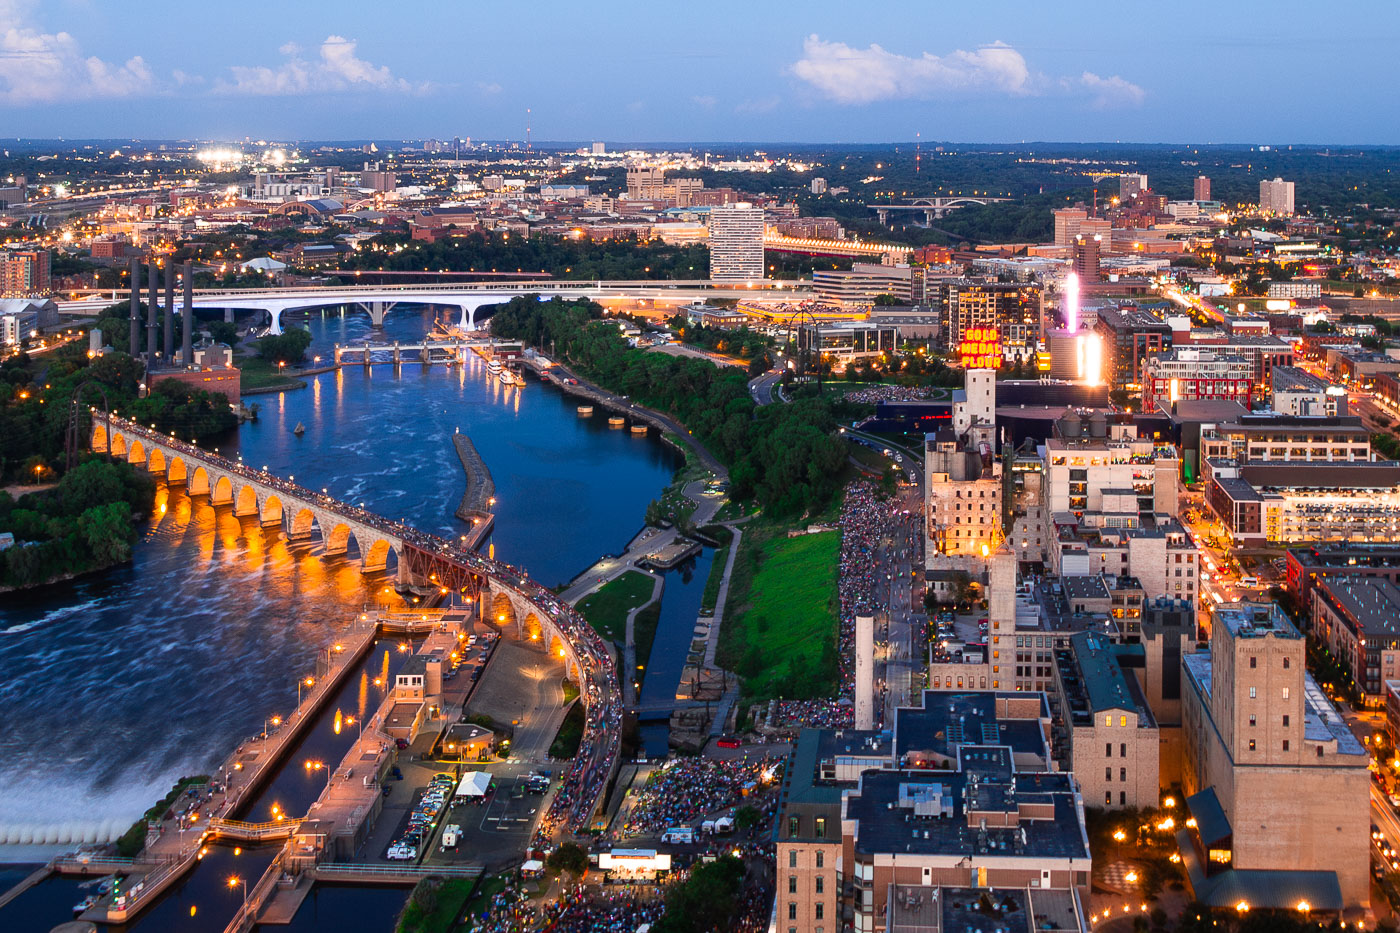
xmin=237 ymin=356 xmax=307 ymax=392
xmin=700 ymin=545 xmax=730 ymax=614
xmin=396 ymin=876 xmax=476 ymax=933
xmin=720 ymin=528 xmax=840 ymax=700
xmin=577 ymin=571 xmax=657 ymax=643
xmin=549 ymin=701 xmax=587 ymax=759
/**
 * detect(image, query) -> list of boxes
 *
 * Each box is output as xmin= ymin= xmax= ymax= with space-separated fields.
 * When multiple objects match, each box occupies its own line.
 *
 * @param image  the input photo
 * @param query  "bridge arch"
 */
xmin=109 ymin=432 xmax=127 ymax=459
xmin=148 ymin=447 xmax=167 ymax=475
xmin=522 ymin=611 xmax=543 ymax=644
xmin=167 ymin=454 xmax=188 ymax=485
xmin=490 ymin=591 xmax=516 ymax=629
xmin=362 ymin=538 xmax=394 ymax=574
xmin=289 ymin=507 xmax=320 ymax=541
xmin=326 ymin=522 xmax=353 ymax=556
xmin=92 ymin=421 xmax=109 ymax=454
xmin=127 ymin=438 xmax=147 ymax=466
xmin=234 ymin=484 xmax=259 ymax=517
xmin=260 ymin=494 xmax=284 ymax=526
xmin=211 ymin=475 xmax=234 ymax=506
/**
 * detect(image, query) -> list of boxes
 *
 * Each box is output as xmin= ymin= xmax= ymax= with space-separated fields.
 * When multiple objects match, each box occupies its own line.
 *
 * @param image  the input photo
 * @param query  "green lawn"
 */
xmin=549 ymin=701 xmax=586 ymax=759
xmin=720 ymin=528 xmax=840 ymax=700
xmin=700 ymin=545 xmax=730 ymax=614
xmin=577 ymin=571 xmax=657 ymax=643
xmin=396 ymin=876 xmax=475 ymax=933
xmin=237 ymin=356 xmax=307 ymax=392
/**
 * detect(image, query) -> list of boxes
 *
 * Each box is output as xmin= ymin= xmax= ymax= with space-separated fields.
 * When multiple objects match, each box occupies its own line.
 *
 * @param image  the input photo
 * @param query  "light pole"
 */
xmin=264 ymin=714 xmax=281 ymax=737
xmin=298 ymin=676 xmax=315 ymax=707
xmin=305 ymin=759 xmax=331 ymax=789
xmin=228 ymin=875 xmax=247 ymax=911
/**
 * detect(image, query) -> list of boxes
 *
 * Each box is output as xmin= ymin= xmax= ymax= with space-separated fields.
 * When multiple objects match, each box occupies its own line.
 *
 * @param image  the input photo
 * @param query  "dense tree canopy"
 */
xmin=491 ymin=297 xmax=845 ymax=517
xmin=341 ymin=231 xmax=709 ymax=280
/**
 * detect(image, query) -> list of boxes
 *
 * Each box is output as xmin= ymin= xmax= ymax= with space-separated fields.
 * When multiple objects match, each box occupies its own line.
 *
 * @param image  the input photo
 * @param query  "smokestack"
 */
xmin=128 ymin=257 xmax=141 ymax=357
xmin=163 ymin=262 xmax=174 ymax=362
xmin=146 ymin=261 xmax=158 ymax=362
xmin=181 ymin=262 xmax=193 ymax=366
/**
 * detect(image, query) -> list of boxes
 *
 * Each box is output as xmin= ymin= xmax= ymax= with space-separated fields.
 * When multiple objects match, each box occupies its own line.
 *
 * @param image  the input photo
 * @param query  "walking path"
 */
xmin=622 ymin=573 xmax=664 ymax=706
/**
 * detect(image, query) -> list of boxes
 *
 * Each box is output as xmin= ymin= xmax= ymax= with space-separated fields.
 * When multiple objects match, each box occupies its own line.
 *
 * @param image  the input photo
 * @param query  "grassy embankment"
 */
xmin=115 ymin=775 xmax=211 ymax=857
xmin=718 ymin=522 xmax=840 ymax=701
xmin=577 ymin=568 xmax=662 ymax=685
xmin=236 ymin=356 xmax=307 ymax=392
xmin=396 ymin=876 xmax=478 ymax=933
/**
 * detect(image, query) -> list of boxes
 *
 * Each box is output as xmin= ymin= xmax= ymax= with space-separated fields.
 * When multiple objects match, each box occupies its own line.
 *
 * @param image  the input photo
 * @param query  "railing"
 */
xmin=50 ymin=855 xmax=144 ymax=873
xmin=313 ymin=862 xmax=483 ymax=880
xmin=207 ymin=818 xmax=303 ymax=840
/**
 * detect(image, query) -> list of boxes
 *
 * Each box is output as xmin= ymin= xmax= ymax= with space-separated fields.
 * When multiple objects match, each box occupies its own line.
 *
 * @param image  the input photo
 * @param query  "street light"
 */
xmin=228 ymin=875 xmax=246 ymax=908
xmin=298 ymin=676 xmax=315 ymax=705
xmin=305 ymin=759 xmax=331 ymax=788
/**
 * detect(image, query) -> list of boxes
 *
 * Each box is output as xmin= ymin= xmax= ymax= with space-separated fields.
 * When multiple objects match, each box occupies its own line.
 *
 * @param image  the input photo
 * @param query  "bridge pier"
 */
xmin=358 ymin=301 xmax=394 ymax=328
xmin=392 ymin=343 xmax=401 ymax=365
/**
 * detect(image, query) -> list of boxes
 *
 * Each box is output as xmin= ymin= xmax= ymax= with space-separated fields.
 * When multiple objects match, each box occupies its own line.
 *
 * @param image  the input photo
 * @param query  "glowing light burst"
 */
xmin=1064 ymin=272 xmax=1080 ymax=334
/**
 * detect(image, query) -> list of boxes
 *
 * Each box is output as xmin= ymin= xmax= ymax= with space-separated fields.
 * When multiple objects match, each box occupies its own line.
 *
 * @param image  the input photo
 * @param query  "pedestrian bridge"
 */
xmin=92 ymin=413 xmax=622 ymax=837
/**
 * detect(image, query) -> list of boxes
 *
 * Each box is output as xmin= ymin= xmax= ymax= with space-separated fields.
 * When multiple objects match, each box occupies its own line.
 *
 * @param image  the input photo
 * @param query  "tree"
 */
xmin=256 ymin=329 xmax=313 ymax=364
xmin=206 ymin=321 xmax=240 ymax=346
xmin=734 ymin=805 xmax=762 ymax=831
xmin=652 ymin=855 xmax=745 ymax=933
xmin=546 ymin=841 xmax=589 ymax=879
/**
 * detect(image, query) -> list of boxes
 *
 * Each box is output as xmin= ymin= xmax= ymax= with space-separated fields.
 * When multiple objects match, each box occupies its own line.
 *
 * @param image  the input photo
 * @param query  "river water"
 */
xmin=0 ymin=305 xmax=682 ymax=851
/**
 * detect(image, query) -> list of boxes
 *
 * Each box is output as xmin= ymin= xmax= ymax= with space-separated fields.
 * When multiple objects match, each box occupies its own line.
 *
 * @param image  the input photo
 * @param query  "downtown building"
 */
xmin=1204 ymin=459 xmax=1400 ymax=547
xmin=0 ymin=247 xmax=52 ymax=298
xmin=936 ymin=280 xmax=1044 ymax=364
xmin=1141 ymin=347 xmax=1253 ymax=412
xmin=707 ymin=203 xmax=764 ymax=282
xmin=1092 ymin=305 xmax=1173 ymax=388
xmin=1180 ymin=603 xmax=1369 ymax=911
xmin=1259 ymin=177 xmax=1296 ymax=216
xmin=772 ymin=691 xmax=1092 ymax=933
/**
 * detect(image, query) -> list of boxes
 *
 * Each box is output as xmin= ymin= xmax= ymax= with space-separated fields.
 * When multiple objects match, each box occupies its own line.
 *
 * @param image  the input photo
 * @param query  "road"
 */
xmin=869 ymin=487 xmax=926 ymax=728
xmin=748 ymin=368 xmax=783 ymax=406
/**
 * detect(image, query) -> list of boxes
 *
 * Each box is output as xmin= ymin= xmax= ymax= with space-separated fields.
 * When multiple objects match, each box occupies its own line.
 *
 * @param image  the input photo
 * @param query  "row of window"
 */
xmin=787 ymin=849 xmax=826 ymax=867
xmin=1105 ymin=766 xmax=1129 ymax=781
xmin=788 ymin=875 xmax=825 ymax=894
xmin=1105 ymin=742 xmax=1128 ymax=757
xmin=786 ymin=816 xmax=828 ymax=839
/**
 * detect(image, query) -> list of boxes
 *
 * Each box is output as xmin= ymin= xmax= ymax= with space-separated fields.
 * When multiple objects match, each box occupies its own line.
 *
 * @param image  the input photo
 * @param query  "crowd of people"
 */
xmin=844 ymin=384 xmax=941 ymax=404
xmin=538 ymin=887 xmax=665 ymax=932
xmin=617 ymin=756 xmax=782 ymax=839
xmin=837 ymin=480 xmax=891 ymax=695
xmin=764 ymin=698 xmax=854 ymax=730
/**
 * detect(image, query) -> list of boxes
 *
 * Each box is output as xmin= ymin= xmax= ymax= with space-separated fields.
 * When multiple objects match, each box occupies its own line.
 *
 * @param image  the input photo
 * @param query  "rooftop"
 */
xmin=1318 ymin=577 xmax=1400 ymax=639
xmin=1059 ymin=630 xmax=1156 ymax=724
xmin=893 ymin=692 xmax=1050 ymax=768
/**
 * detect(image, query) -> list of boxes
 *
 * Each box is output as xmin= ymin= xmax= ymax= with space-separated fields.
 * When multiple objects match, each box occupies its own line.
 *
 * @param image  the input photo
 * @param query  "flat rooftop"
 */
xmin=1319 ymin=577 xmax=1400 ymax=638
xmin=893 ymin=692 xmax=1049 ymax=766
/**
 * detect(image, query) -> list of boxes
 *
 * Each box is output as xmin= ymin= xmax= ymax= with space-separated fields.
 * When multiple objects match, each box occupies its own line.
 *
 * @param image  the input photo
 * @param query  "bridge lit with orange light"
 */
xmin=763 ymin=232 xmax=912 ymax=261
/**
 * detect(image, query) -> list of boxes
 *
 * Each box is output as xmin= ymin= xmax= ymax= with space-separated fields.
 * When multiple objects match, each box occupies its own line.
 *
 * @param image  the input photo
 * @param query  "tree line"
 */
xmin=491 ymin=297 xmax=847 ymax=517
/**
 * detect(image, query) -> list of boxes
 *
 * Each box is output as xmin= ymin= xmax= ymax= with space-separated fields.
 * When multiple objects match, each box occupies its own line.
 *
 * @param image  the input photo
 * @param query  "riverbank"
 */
xmin=452 ymin=433 xmax=496 ymax=523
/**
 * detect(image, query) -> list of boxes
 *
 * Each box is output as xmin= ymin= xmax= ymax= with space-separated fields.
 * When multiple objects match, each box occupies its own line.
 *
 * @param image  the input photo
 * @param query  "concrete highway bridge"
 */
xmin=868 ymin=196 xmax=1014 ymax=225
xmin=58 ymin=279 xmax=815 ymax=334
xmin=92 ymin=413 xmax=622 ymax=834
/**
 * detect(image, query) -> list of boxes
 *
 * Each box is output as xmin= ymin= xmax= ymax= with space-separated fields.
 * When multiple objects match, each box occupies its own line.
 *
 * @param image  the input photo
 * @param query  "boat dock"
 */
xmin=452 ymin=433 xmax=496 ymax=549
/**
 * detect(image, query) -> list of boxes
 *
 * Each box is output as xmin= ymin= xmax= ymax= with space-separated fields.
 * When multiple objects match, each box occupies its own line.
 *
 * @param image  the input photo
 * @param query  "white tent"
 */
xmin=240 ymin=256 xmax=288 ymax=273
xmin=455 ymin=770 xmax=492 ymax=799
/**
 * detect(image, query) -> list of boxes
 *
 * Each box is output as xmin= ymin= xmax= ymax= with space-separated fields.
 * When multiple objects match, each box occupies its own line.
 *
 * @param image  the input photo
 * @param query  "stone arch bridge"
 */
xmin=92 ymin=414 xmax=594 ymax=682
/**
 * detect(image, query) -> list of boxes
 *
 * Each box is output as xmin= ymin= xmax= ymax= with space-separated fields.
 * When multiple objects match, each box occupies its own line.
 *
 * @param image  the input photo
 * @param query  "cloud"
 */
xmin=215 ymin=35 xmax=427 ymax=96
xmin=476 ymin=81 xmax=502 ymax=95
xmin=791 ymin=34 xmax=1143 ymax=109
xmin=735 ymin=95 xmax=780 ymax=115
xmin=1077 ymin=70 xmax=1145 ymax=108
xmin=792 ymin=35 xmax=1030 ymax=104
xmin=0 ymin=6 xmax=158 ymax=104
xmin=691 ymin=94 xmax=717 ymax=110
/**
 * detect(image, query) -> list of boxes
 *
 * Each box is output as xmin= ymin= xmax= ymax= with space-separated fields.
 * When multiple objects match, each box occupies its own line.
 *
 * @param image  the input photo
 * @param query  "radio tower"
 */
xmin=525 ymin=108 xmax=532 ymax=150
xmin=915 ymin=131 xmax=921 ymax=173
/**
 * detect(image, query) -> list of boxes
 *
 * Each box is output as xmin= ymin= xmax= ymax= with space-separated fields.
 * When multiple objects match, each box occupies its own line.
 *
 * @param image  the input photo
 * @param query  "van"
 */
xmin=660 ymin=826 xmax=694 ymax=845
xmin=1240 ymin=576 xmax=1259 ymax=588
xmin=441 ymin=825 xmax=461 ymax=850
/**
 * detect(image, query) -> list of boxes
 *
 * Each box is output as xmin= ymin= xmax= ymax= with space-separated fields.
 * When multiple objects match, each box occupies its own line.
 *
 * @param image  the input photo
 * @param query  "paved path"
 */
xmin=702 ymin=526 xmax=742 ymax=669
xmin=622 ymin=574 xmax=664 ymax=706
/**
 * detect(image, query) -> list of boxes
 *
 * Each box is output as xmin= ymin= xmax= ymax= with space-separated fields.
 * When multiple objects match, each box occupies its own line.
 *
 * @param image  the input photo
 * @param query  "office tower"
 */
xmin=707 ymin=203 xmax=764 ymax=282
xmin=809 ymin=177 xmax=827 ymax=195
xmin=0 ymin=247 xmax=51 ymax=298
xmin=1194 ymin=175 xmax=1211 ymax=201
xmin=591 ymin=142 xmax=605 ymax=156
xmin=1072 ymin=234 xmax=1101 ymax=280
xmin=1119 ymin=173 xmax=1147 ymax=199
xmin=1259 ymin=177 xmax=1295 ymax=215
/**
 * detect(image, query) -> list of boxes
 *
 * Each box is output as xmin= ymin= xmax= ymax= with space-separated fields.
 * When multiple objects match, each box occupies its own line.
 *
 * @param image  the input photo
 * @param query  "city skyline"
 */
xmin=2 ymin=0 xmax=1397 ymax=144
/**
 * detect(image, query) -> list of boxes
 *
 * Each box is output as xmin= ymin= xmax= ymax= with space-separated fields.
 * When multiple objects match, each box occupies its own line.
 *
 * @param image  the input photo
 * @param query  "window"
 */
xmin=814 ymin=817 xmax=826 ymax=839
xmin=789 ymin=904 xmax=797 ymax=920
xmin=1120 ymin=715 xmax=1127 ymax=727
xmin=789 ymin=876 xmax=797 ymax=894
xmin=1120 ymin=743 xmax=1126 ymax=757
xmin=1249 ymin=687 xmax=1257 ymax=699
xmin=1317 ymin=745 xmax=1325 ymax=758
xmin=1282 ymin=715 xmax=1289 ymax=727
xmin=816 ymin=904 xmax=825 ymax=920
xmin=1249 ymin=739 xmax=1256 ymax=751
xmin=1106 ymin=767 xmax=1112 ymax=781
xmin=789 ymin=851 xmax=797 ymax=868
xmin=1120 ymin=767 xmax=1127 ymax=781
xmin=816 ymin=852 xmax=823 ymax=868
xmin=1283 ymin=658 xmax=1290 ymax=669
xmin=1106 ymin=792 xmax=1112 ymax=805
xmin=1106 ymin=742 xmax=1113 ymax=757
xmin=1282 ymin=687 xmax=1290 ymax=700
xmin=1120 ymin=791 xmax=1126 ymax=805
xmin=1283 ymin=740 xmax=1290 ymax=751
xmin=1249 ymin=715 xmax=1256 ymax=726
xmin=1105 ymin=714 xmax=1112 ymax=727
xmin=816 ymin=877 xmax=824 ymax=894
xmin=1249 ymin=656 xmax=1257 ymax=669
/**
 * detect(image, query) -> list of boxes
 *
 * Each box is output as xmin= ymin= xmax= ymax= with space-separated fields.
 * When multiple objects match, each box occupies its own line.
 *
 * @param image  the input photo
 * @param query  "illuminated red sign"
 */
xmin=958 ymin=326 xmax=1002 ymax=369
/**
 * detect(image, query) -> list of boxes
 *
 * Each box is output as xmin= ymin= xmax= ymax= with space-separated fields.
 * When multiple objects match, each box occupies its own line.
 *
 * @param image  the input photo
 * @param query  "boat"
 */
xmin=73 ymin=895 xmax=98 ymax=913
xmin=539 ymin=372 xmax=552 ymax=383
xmin=487 ymin=359 xmax=502 ymax=375
xmin=293 ymin=421 xmax=305 ymax=435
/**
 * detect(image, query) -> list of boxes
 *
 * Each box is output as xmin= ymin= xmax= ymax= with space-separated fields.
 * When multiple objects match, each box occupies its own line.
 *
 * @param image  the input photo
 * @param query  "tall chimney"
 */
xmin=128 ymin=257 xmax=141 ymax=357
xmin=181 ymin=262 xmax=193 ymax=365
xmin=146 ymin=261 xmax=158 ymax=362
xmin=163 ymin=262 xmax=174 ymax=362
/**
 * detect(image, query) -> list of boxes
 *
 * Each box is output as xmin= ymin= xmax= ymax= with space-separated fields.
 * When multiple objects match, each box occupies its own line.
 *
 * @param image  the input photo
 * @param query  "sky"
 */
xmin=1 ymin=0 xmax=1397 ymax=145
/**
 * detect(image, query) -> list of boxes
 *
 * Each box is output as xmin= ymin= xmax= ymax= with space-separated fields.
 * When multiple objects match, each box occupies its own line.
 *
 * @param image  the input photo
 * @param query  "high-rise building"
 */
xmin=359 ymin=161 xmax=397 ymax=193
xmin=809 ymin=176 xmax=827 ymax=195
xmin=1180 ymin=602 xmax=1370 ymax=909
xmin=1194 ymin=175 xmax=1211 ymax=201
xmin=1259 ymin=177 xmax=1296 ymax=215
xmin=1072 ymin=234 xmax=1101 ymax=280
xmin=0 ymin=247 xmax=52 ymax=298
xmin=591 ymin=141 xmax=605 ymax=156
xmin=1092 ymin=305 xmax=1173 ymax=387
xmin=937 ymin=281 xmax=1043 ymax=360
xmin=707 ymin=203 xmax=764 ymax=282
xmin=625 ymin=167 xmax=665 ymax=199
xmin=1119 ymin=173 xmax=1148 ymax=200
xmin=1053 ymin=207 xmax=1087 ymax=246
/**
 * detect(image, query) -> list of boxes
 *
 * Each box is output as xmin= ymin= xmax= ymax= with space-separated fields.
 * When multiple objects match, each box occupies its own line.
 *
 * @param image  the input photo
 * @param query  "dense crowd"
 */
xmin=617 ymin=756 xmax=782 ymax=838
xmin=837 ymin=480 xmax=890 ymax=695
xmin=767 ymin=698 xmax=854 ymax=729
xmin=540 ymin=887 xmax=665 ymax=932
xmin=844 ymin=384 xmax=941 ymax=404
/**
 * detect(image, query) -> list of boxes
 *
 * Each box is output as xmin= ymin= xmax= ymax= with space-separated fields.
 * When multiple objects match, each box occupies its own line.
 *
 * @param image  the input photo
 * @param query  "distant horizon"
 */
xmin=6 ymin=139 xmax=1400 ymax=151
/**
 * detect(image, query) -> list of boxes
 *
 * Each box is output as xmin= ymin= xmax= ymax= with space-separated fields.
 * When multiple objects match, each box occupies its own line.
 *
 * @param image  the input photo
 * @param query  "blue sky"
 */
xmin=2 ymin=0 xmax=1397 ymax=144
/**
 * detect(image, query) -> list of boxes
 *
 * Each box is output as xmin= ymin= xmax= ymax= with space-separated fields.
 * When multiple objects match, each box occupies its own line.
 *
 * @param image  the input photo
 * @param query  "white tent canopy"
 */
xmin=455 ymin=770 xmax=492 ymax=798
